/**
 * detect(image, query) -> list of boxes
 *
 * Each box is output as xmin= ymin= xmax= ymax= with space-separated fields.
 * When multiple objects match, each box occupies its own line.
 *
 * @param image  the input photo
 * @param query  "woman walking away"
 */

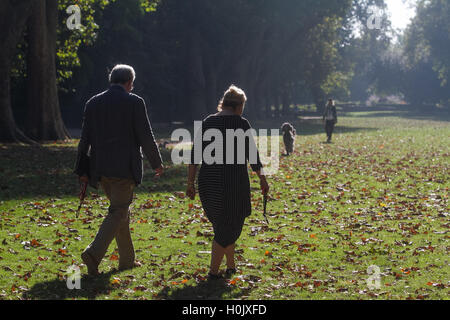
xmin=323 ymin=99 xmax=337 ymax=143
xmin=186 ymin=85 xmax=270 ymax=280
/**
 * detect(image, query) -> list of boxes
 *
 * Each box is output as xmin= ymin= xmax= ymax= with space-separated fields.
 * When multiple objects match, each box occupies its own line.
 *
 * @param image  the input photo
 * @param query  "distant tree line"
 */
xmin=1 ymin=0 xmax=448 ymax=143
xmin=64 ymin=0 xmax=367 ymax=125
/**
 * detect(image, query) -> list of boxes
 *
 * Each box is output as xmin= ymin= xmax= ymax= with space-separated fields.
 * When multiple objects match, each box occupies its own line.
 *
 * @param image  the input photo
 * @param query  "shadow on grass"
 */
xmin=340 ymin=104 xmax=450 ymax=122
xmin=22 ymin=270 xmax=116 ymax=300
xmin=156 ymin=278 xmax=250 ymax=300
xmin=293 ymin=122 xmax=378 ymax=137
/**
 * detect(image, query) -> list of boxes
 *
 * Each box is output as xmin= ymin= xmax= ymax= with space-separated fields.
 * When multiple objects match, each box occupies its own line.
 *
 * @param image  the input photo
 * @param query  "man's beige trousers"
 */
xmin=83 ymin=176 xmax=135 ymax=269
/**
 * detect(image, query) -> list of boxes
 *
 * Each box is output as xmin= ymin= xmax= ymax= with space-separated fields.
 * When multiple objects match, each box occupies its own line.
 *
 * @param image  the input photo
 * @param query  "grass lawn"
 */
xmin=0 ymin=107 xmax=449 ymax=300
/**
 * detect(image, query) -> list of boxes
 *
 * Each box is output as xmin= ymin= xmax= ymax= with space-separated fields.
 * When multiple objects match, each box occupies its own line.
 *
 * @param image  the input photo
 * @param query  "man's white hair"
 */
xmin=109 ymin=64 xmax=135 ymax=84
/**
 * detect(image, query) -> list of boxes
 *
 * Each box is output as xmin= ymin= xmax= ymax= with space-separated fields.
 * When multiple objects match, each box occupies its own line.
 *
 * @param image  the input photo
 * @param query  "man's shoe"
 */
xmin=208 ymin=272 xmax=223 ymax=280
xmin=119 ymin=261 xmax=142 ymax=271
xmin=81 ymin=251 xmax=99 ymax=276
xmin=225 ymin=268 xmax=237 ymax=278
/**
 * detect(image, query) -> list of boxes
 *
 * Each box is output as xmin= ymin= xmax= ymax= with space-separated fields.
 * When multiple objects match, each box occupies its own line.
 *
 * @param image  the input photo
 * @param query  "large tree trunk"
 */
xmin=25 ymin=0 xmax=70 ymax=141
xmin=0 ymin=0 xmax=36 ymax=143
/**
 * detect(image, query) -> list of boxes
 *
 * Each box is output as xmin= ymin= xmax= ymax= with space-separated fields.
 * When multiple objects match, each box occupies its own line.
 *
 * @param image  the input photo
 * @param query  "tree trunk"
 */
xmin=25 ymin=0 xmax=70 ymax=141
xmin=0 ymin=0 xmax=36 ymax=143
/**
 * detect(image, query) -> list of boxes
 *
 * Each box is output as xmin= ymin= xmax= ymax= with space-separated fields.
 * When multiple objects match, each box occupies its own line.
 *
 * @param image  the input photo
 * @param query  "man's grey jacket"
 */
xmin=74 ymin=85 xmax=162 ymax=188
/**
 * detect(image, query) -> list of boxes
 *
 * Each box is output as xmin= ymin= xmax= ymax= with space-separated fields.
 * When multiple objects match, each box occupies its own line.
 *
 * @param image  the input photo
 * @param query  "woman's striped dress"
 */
xmin=191 ymin=114 xmax=262 ymax=248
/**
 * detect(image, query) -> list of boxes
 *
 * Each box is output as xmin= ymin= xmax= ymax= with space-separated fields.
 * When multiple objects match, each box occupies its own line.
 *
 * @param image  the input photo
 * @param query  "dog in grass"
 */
xmin=281 ymin=122 xmax=296 ymax=156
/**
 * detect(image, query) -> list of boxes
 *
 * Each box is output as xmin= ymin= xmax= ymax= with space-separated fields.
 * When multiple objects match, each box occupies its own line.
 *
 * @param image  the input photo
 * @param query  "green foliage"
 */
xmin=56 ymin=0 xmax=115 ymax=89
xmin=321 ymin=71 xmax=354 ymax=99
xmin=402 ymin=0 xmax=450 ymax=106
xmin=139 ymin=0 xmax=159 ymax=12
xmin=411 ymin=0 xmax=450 ymax=86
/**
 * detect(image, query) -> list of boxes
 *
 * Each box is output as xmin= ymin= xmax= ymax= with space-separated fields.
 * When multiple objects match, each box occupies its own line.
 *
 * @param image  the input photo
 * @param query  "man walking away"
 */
xmin=74 ymin=64 xmax=164 ymax=275
xmin=323 ymin=99 xmax=338 ymax=143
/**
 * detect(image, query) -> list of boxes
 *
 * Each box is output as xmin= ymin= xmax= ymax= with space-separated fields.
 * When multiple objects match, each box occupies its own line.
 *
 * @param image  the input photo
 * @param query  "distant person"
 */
xmin=74 ymin=64 xmax=164 ymax=275
xmin=322 ymin=99 xmax=337 ymax=143
xmin=281 ymin=122 xmax=296 ymax=156
xmin=186 ymin=85 xmax=269 ymax=280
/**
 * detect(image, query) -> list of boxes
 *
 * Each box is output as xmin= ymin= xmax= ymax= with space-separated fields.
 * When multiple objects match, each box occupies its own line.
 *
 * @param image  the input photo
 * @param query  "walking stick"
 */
xmin=263 ymin=193 xmax=269 ymax=224
xmin=76 ymin=180 xmax=88 ymax=218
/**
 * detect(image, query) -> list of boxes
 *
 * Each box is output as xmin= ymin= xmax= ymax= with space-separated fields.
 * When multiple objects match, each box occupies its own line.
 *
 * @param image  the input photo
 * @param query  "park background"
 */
xmin=0 ymin=0 xmax=448 ymax=300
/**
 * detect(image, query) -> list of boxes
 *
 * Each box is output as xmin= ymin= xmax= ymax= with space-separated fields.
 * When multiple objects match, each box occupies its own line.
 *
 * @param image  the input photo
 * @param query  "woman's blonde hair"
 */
xmin=217 ymin=85 xmax=247 ymax=111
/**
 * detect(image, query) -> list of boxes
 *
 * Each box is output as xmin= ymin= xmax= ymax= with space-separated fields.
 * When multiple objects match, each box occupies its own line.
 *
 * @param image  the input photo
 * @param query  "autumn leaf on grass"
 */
xmin=401 ymin=268 xmax=411 ymax=275
xmin=394 ymin=272 xmax=402 ymax=279
xmin=313 ymin=280 xmax=322 ymax=288
xmin=30 ymin=239 xmax=43 ymax=247
xmin=426 ymin=282 xmax=445 ymax=288
xmin=173 ymin=191 xmax=185 ymax=199
xmin=58 ymin=248 xmax=68 ymax=257
xmin=142 ymin=200 xmax=153 ymax=209
xmin=23 ymin=272 xmax=32 ymax=281
xmin=110 ymin=254 xmax=119 ymax=261
xmin=134 ymin=285 xmax=147 ymax=292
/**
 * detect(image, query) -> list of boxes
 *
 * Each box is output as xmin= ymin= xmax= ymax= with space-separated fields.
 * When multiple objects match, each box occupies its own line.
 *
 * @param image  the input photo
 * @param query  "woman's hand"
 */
xmin=186 ymin=183 xmax=196 ymax=200
xmin=260 ymin=177 xmax=269 ymax=195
